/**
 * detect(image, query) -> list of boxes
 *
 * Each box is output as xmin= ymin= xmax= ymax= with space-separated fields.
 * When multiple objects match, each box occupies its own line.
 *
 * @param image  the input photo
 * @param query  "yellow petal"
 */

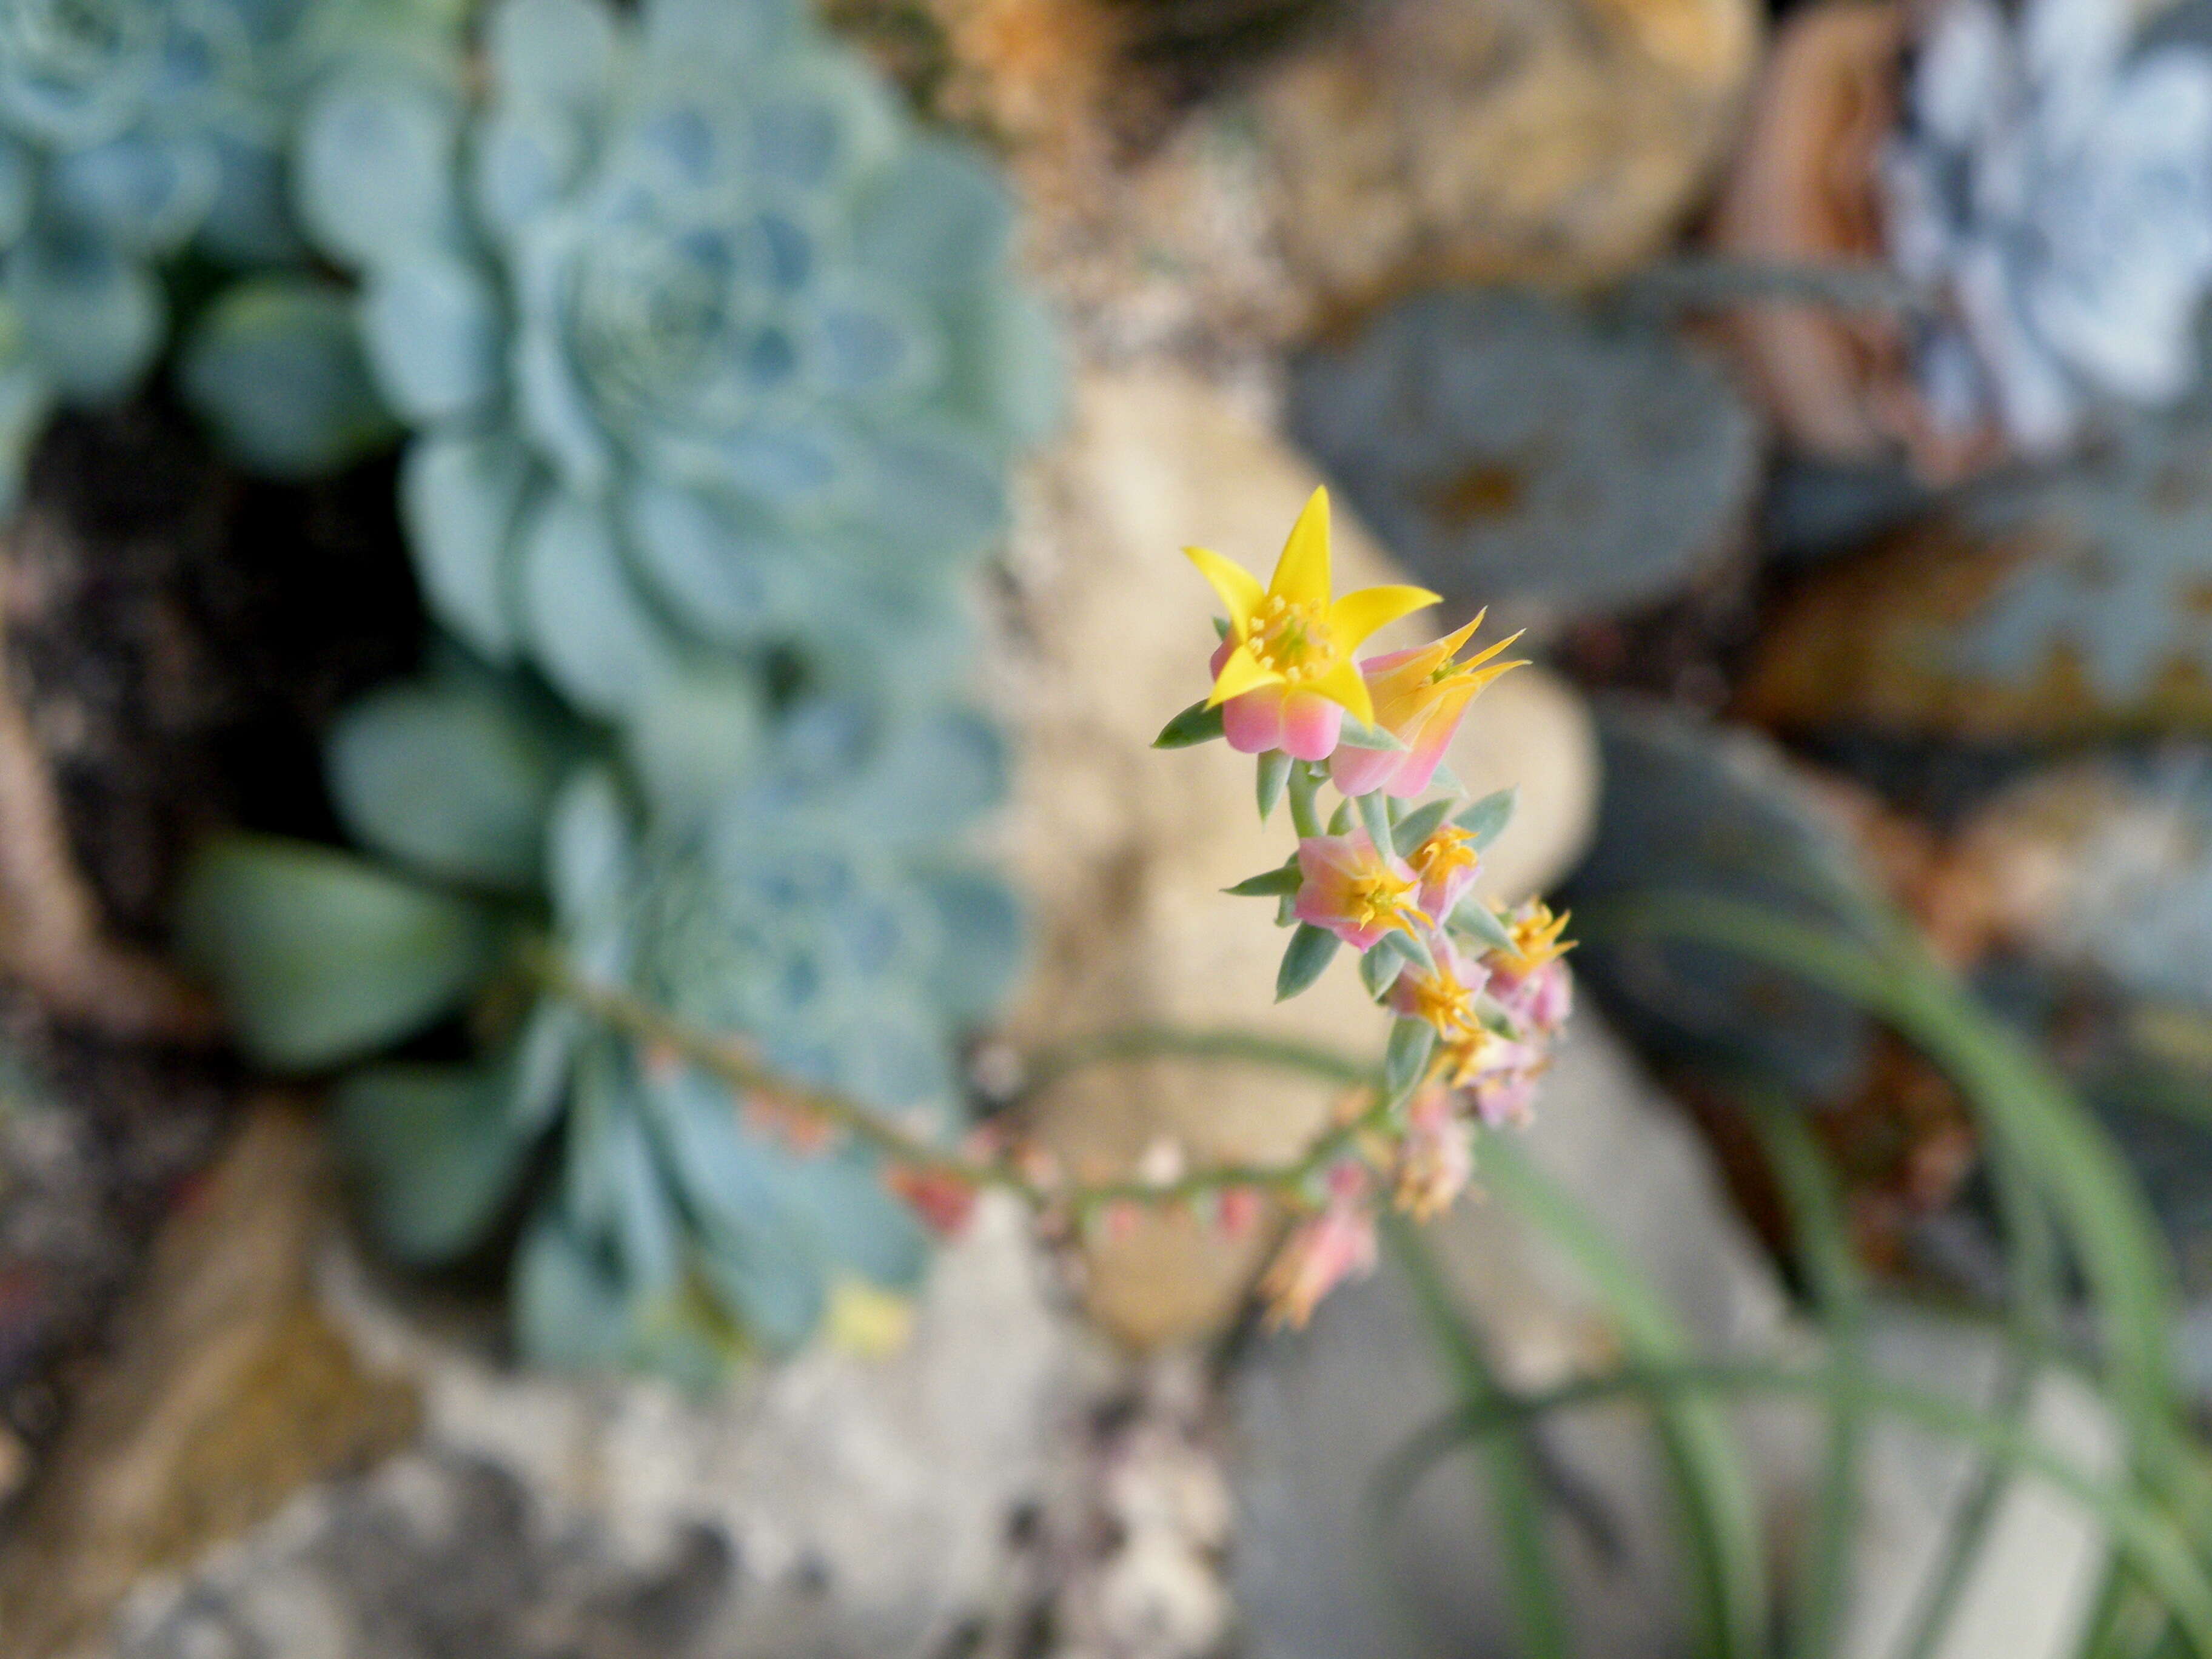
xmin=1310 ymin=656 xmax=1375 ymax=726
xmin=1461 ymin=626 xmax=1527 ymax=670
xmin=1207 ymin=642 xmax=1283 ymax=706
xmin=1432 ymin=610 xmax=1488 ymax=660
xmin=1267 ymin=486 xmax=1333 ymax=608
xmin=1185 ymin=546 xmax=1265 ymax=635
xmin=1328 ymin=582 xmax=1441 ymax=651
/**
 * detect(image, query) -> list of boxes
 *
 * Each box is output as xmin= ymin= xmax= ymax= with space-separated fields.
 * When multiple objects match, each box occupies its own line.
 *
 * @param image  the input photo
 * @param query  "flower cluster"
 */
xmin=1162 ymin=488 xmax=1571 ymax=1327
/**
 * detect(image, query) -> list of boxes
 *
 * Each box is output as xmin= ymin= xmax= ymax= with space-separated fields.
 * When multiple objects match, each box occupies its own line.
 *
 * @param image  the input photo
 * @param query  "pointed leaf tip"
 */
xmin=1153 ymin=699 xmax=1226 ymax=748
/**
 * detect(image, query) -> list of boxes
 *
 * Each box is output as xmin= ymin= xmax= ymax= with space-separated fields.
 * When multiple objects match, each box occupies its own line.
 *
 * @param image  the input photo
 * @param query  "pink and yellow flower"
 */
xmin=1188 ymin=488 xmax=1438 ymax=760
xmin=1387 ymin=940 xmax=1489 ymax=1041
xmin=1293 ymin=831 xmax=1427 ymax=950
xmin=1404 ymin=823 xmax=1482 ymax=921
xmin=1393 ymin=1087 xmax=1476 ymax=1220
xmin=1493 ymin=957 xmax=1574 ymax=1036
xmin=1495 ymin=899 xmax=1574 ymax=974
xmin=1259 ymin=1165 xmax=1378 ymax=1329
xmin=1329 ymin=612 xmax=1527 ymax=797
xmin=1435 ymin=1027 xmax=1548 ymax=1128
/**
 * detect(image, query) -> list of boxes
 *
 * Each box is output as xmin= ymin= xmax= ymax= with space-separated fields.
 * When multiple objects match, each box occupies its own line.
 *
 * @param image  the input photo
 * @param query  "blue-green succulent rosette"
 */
xmin=291 ymin=0 xmax=1061 ymax=726
xmin=177 ymin=657 xmax=1027 ymax=1376
xmin=0 ymin=0 xmax=458 ymax=505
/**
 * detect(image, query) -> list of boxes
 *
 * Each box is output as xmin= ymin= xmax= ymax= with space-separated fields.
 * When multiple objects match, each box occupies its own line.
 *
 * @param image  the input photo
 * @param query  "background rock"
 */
xmin=82 ymin=1191 xmax=1083 ymax=1659
xmin=1256 ymin=0 xmax=1761 ymax=302
xmin=0 ymin=1103 xmax=420 ymax=1659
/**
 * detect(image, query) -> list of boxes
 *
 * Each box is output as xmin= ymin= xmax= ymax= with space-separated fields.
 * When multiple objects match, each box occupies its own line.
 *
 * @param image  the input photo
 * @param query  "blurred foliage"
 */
xmin=0 ymin=0 xmax=459 ymax=507
xmin=171 ymin=0 xmax=1061 ymax=1378
xmin=1746 ymin=411 xmax=2212 ymax=738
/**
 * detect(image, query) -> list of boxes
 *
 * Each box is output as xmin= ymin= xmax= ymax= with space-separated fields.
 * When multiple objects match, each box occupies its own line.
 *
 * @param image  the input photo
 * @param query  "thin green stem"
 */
xmin=528 ymin=940 xmax=1392 ymax=1218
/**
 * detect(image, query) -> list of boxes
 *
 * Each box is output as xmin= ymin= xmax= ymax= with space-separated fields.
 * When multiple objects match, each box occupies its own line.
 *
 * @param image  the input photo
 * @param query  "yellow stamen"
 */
xmin=1500 ymin=903 xmax=1574 ymax=972
xmin=1347 ymin=866 xmax=1421 ymax=933
xmin=1407 ymin=826 xmax=1479 ymax=890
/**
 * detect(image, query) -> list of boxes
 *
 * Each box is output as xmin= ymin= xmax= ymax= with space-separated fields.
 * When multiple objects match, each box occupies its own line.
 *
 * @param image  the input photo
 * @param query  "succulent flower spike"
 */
xmin=1330 ymin=611 xmax=1527 ymax=797
xmin=1293 ymin=831 xmax=1427 ymax=950
xmin=1188 ymin=487 xmax=1438 ymax=760
xmin=1404 ymin=822 xmax=1481 ymax=922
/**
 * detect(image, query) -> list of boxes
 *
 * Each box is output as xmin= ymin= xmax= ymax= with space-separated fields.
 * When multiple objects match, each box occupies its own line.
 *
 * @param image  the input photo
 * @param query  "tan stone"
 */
xmin=1257 ymin=0 xmax=1761 ymax=304
xmin=0 ymin=1104 xmax=418 ymax=1659
xmin=992 ymin=363 xmax=1597 ymax=1346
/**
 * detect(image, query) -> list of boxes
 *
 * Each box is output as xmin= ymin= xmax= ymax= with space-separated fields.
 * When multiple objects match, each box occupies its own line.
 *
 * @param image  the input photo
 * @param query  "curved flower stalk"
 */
xmin=0 ymin=0 xmax=457 ymax=504
xmin=1883 ymin=0 xmax=2212 ymax=454
xmin=286 ymin=0 xmax=1062 ymax=730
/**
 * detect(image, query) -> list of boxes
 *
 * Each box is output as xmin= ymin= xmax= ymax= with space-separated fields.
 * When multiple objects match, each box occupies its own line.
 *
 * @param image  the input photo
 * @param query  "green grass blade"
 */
xmin=1388 ymin=1357 xmax=2212 ymax=1655
xmin=1748 ymin=1101 xmax=1866 ymax=1659
xmin=1384 ymin=1216 xmax=1574 ymax=1659
xmin=1583 ymin=895 xmax=2193 ymax=1503
xmin=1481 ymin=1134 xmax=1770 ymax=1659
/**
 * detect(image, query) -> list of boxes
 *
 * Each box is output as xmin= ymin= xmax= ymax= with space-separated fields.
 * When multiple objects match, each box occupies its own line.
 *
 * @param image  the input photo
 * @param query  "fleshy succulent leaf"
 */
xmin=176 ymin=834 xmax=503 ymax=1071
xmin=1276 ymin=922 xmax=1341 ymax=1001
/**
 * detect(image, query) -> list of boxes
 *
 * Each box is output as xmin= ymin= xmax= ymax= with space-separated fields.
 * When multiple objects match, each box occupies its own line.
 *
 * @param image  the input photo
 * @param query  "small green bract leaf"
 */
xmin=1355 ymin=790 xmax=1395 ymax=859
xmin=1337 ymin=716 xmax=1408 ymax=752
xmin=1384 ymin=1017 xmax=1436 ymax=1104
xmin=1256 ymin=748 xmax=1292 ymax=820
xmin=1225 ymin=860 xmax=1301 ymax=899
xmin=1277 ymin=923 xmax=1341 ymax=1000
xmin=1456 ymin=788 xmax=1518 ymax=848
xmin=1449 ymin=896 xmax=1517 ymax=953
xmin=1361 ymin=941 xmax=1404 ymax=999
xmin=176 ymin=834 xmax=502 ymax=1071
xmin=1153 ymin=699 xmax=1226 ymax=749
xmin=1395 ymin=799 xmax=1453 ymax=850
xmin=1384 ymin=927 xmax=1435 ymax=974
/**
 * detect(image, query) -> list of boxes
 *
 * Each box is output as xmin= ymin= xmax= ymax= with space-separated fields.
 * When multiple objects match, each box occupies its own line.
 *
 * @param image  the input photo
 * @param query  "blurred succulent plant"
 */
xmin=1285 ymin=289 xmax=1759 ymax=620
xmin=239 ymin=0 xmax=1062 ymax=727
xmin=174 ymin=0 xmax=1059 ymax=1375
xmin=180 ymin=656 xmax=1022 ymax=1375
xmin=0 ymin=0 xmax=457 ymax=503
xmin=1882 ymin=0 xmax=2212 ymax=455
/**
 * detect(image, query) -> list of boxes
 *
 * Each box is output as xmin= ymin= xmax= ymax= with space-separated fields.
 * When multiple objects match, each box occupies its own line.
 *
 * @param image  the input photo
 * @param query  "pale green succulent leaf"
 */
xmin=360 ymin=253 xmax=504 ymax=422
xmin=518 ymin=488 xmax=682 ymax=717
xmin=183 ymin=277 xmax=397 ymax=478
xmin=401 ymin=430 xmax=531 ymax=662
xmin=338 ymin=1061 xmax=537 ymax=1265
xmin=326 ymin=668 xmax=571 ymax=891
xmin=175 ymin=834 xmax=503 ymax=1071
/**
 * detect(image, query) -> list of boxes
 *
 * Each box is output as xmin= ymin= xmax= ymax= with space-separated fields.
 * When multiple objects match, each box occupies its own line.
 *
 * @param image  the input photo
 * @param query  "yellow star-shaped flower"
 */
xmin=1187 ymin=488 xmax=1438 ymax=729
